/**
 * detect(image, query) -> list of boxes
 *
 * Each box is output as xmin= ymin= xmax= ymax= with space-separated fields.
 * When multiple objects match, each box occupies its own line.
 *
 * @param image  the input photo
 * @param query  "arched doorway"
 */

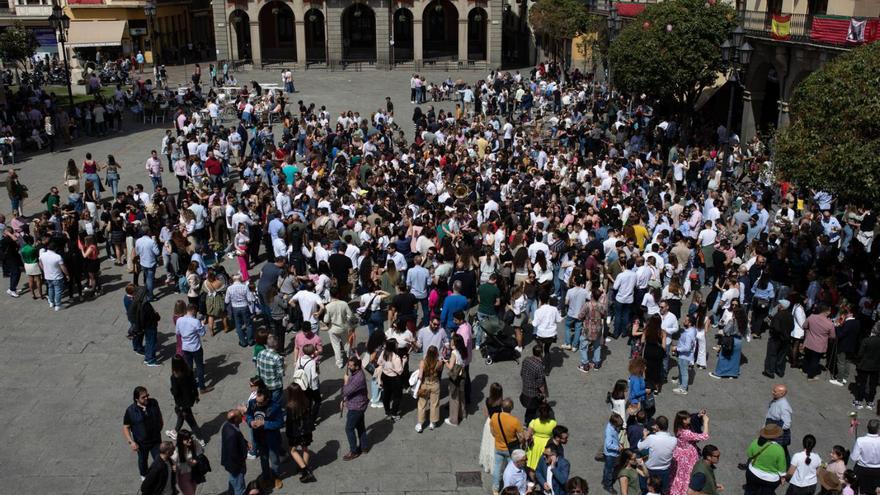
xmin=467 ymin=8 xmax=487 ymax=61
xmin=259 ymin=1 xmax=296 ymax=62
xmin=423 ymin=0 xmax=457 ymax=60
xmin=304 ymin=8 xmax=326 ymax=63
xmin=392 ymin=8 xmax=414 ymax=63
xmin=341 ymin=4 xmax=376 ymax=61
xmin=229 ymin=10 xmax=252 ymax=60
xmin=759 ymin=67 xmax=780 ymax=133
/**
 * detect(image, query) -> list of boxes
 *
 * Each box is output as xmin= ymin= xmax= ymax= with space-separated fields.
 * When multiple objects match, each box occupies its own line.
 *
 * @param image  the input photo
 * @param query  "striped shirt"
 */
xmin=224 ymin=282 xmax=255 ymax=308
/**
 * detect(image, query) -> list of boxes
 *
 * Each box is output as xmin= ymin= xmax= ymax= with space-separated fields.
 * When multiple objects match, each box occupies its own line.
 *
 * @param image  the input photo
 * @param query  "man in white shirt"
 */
xmin=637 ymin=415 xmax=678 ymax=494
xmin=39 ymin=244 xmax=68 ymax=310
xmin=527 ymin=233 xmax=550 ymax=264
xmin=290 ymin=283 xmax=324 ymax=332
xmin=502 ymin=449 xmax=529 ymax=494
xmin=853 ymin=419 xmax=880 ymax=491
xmin=611 ymin=258 xmax=637 ymax=339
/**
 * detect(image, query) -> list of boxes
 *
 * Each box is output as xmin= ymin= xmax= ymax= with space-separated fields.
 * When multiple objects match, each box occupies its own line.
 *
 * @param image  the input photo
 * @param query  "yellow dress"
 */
xmin=526 ymin=418 xmax=558 ymax=469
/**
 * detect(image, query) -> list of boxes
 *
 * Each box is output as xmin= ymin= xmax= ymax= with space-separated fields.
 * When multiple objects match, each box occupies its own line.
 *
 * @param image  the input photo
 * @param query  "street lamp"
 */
xmin=47 ymin=1 xmax=74 ymax=107
xmin=144 ymin=1 xmax=160 ymax=68
xmin=721 ymin=24 xmax=752 ymax=155
xmin=606 ymin=4 xmax=621 ymax=88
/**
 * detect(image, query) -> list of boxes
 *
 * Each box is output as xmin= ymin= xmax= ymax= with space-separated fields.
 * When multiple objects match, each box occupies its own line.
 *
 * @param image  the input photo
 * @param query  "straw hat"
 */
xmin=758 ymin=424 xmax=783 ymax=439
xmin=817 ymin=467 xmax=842 ymax=492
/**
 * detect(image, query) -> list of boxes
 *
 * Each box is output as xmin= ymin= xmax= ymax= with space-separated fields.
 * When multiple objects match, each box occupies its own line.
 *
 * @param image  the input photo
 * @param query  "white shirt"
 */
xmin=527 ymin=241 xmax=550 ymax=264
xmin=637 ymin=431 xmax=677 ymax=470
xmin=660 ymin=311 xmax=679 ymax=346
xmin=853 ymin=434 xmax=880 ymax=468
xmin=788 ymin=451 xmax=821 ymax=487
xmin=39 ymin=250 xmax=65 ymax=281
xmin=613 ymin=270 xmax=637 ymax=304
xmin=532 ymin=304 xmax=561 ymax=338
xmin=698 ymin=228 xmax=717 ymax=247
xmin=291 ymin=290 xmax=323 ymax=323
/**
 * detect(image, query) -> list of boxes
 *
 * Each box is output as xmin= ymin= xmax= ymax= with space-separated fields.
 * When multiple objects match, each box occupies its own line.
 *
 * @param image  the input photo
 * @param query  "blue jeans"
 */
xmin=677 ymin=356 xmax=692 ymax=390
xmin=475 ymin=312 xmax=492 ymax=347
xmin=612 ymin=300 xmax=631 ymax=339
xmin=640 ymin=468 xmax=671 ymax=494
xmin=579 ymin=337 xmax=602 ymax=367
xmin=136 ymin=443 xmax=160 ymax=477
xmin=366 ymin=311 xmax=384 ymax=337
xmin=47 ymin=278 xmax=63 ymax=307
xmin=492 ymin=449 xmax=511 ymax=491
xmin=141 ymin=266 xmax=156 ymax=301
xmin=564 ymin=316 xmax=583 ymax=349
xmin=603 ymin=454 xmax=618 ymax=489
xmin=150 ymin=176 xmax=163 ymax=191
xmin=184 ymin=347 xmax=206 ymax=389
xmin=227 ymin=471 xmax=246 ymax=495
xmin=418 ymin=298 xmax=429 ymax=327
xmin=84 ymin=173 xmax=101 ymax=198
xmin=370 ymin=376 xmax=381 ymax=404
xmin=345 ymin=409 xmax=368 ymax=453
xmin=107 ymin=177 xmax=119 ymax=197
xmin=231 ymin=306 xmax=254 ymax=346
xmin=257 ymin=429 xmax=283 ymax=480
xmin=144 ymin=326 xmax=158 ymax=364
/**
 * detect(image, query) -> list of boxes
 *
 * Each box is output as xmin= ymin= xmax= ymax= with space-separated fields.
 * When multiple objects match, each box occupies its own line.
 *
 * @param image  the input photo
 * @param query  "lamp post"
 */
xmin=720 ymin=24 xmax=753 ymax=155
xmin=47 ymin=2 xmax=74 ymax=107
xmin=144 ymin=0 xmax=160 ymax=68
xmin=606 ymin=3 xmax=621 ymax=88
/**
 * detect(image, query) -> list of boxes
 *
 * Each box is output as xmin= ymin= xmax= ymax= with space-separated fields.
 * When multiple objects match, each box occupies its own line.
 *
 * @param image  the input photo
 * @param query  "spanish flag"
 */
xmin=772 ymin=14 xmax=792 ymax=39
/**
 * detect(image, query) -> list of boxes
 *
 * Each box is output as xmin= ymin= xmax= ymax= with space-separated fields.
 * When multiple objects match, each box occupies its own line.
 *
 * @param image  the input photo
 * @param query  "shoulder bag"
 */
xmin=737 ymin=442 xmax=772 ymax=471
xmin=496 ymin=412 xmax=521 ymax=455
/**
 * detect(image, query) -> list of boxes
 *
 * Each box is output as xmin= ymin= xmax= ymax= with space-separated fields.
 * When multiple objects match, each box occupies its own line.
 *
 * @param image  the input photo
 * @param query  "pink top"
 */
xmin=294 ymin=331 xmax=323 ymax=357
xmin=803 ymin=314 xmax=835 ymax=353
xmin=456 ymin=322 xmax=474 ymax=366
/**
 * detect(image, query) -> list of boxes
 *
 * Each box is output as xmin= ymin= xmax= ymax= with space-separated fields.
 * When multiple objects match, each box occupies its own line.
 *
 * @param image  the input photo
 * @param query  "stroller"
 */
xmin=478 ymin=314 xmax=520 ymax=365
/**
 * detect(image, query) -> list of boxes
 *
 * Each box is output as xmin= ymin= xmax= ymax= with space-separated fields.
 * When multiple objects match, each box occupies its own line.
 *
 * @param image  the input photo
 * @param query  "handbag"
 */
xmin=190 ymin=453 xmax=212 ymax=484
xmin=360 ymin=294 xmax=379 ymax=325
xmin=496 ymin=412 xmax=521 ymax=455
xmin=449 ymin=362 xmax=464 ymax=384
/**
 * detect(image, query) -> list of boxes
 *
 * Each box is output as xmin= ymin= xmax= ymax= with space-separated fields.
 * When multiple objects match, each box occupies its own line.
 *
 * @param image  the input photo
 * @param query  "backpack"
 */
xmin=292 ymin=358 xmax=313 ymax=390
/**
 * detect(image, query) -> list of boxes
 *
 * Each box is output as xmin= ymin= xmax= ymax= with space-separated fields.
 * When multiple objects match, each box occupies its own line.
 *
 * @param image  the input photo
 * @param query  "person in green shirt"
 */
xmin=475 ymin=273 xmax=501 ymax=349
xmin=744 ymin=424 xmax=788 ymax=494
xmin=19 ymin=238 xmax=43 ymax=299
xmin=40 ymin=187 xmax=60 ymax=214
xmin=615 ymin=448 xmax=648 ymax=495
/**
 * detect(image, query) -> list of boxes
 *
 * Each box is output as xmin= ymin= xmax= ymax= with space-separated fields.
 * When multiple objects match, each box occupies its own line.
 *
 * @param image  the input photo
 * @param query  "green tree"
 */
xmin=607 ymin=0 xmax=736 ymax=110
xmin=0 ymin=22 xmax=39 ymax=78
xmin=529 ymin=0 xmax=591 ymax=61
xmin=775 ymin=42 xmax=880 ymax=204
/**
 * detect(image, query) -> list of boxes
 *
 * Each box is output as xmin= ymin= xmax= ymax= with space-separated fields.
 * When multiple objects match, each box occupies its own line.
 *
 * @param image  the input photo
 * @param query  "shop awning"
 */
xmin=66 ymin=20 xmax=130 ymax=48
xmin=695 ymin=73 xmax=729 ymax=110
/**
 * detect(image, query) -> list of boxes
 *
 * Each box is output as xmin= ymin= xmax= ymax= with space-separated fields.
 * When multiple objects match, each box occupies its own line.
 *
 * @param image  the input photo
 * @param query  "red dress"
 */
xmin=669 ymin=428 xmax=709 ymax=495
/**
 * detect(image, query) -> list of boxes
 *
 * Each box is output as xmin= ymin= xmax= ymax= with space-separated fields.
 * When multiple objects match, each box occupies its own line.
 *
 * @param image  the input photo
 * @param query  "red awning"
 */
xmin=68 ymin=0 xmax=104 ymax=4
xmin=810 ymin=15 xmax=880 ymax=45
xmin=616 ymin=2 xmax=646 ymax=18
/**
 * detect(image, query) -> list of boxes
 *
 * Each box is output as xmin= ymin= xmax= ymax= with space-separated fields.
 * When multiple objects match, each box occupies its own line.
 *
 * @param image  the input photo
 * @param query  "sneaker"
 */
xmin=515 ymin=346 xmax=523 ymax=354
xmin=6 ymin=289 xmax=19 ymax=298
xmin=857 ymin=401 xmax=866 ymax=410
xmin=140 ymin=476 xmax=146 ymax=482
xmin=393 ymin=415 xmax=402 ymax=422
xmin=475 ymin=344 xmax=481 ymax=351
xmin=415 ymin=423 xmax=423 ymax=433
xmin=605 ymin=337 xmax=613 ymax=343
xmin=428 ymin=422 xmax=436 ymax=430
xmin=708 ymin=372 xmax=721 ymax=379
xmin=672 ymin=388 xmax=688 ymax=395
xmin=246 ymin=452 xmax=257 ymax=460
xmin=853 ymin=400 xmax=861 ymax=409
xmin=577 ymin=364 xmax=590 ymax=374
xmin=54 ymin=306 xmax=60 ymax=311
xmin=444 ymin=418 xmax=457 ymax=427
xmin=144 ymin=361 xmax=162 ymax=367
xmin=196 ymin=438 xmax=206 ymax=447
xmin=165 ymin=429 xmax=178 ymax=440
xmin=829 ymin=379 xmax=845 ymax=387
xmin=48 ymin=300 xmax=54 ymax=308
xmin=369 ymin=402 xmax=383 ymax=408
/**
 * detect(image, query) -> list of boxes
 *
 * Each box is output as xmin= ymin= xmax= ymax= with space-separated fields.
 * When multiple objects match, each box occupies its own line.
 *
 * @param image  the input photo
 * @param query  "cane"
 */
xmin=826 ymin=336 xmax=839 ymax=381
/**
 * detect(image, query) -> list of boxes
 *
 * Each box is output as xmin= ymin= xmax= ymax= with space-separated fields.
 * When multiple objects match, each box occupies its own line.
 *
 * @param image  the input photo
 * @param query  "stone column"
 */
xmin=250 ymin=21 xmax=262 ymax=66
xmin=229 ymin=23 xmax=239 ymax=60
xmin=487 ymin=0 xmax=501 ymax=66
xmin=740 ymin=90 xmax=756 ymax=144
xmin=295 ymin=19 xmax=306 ymax=63
xmin=375 ymin=2 xmax=390 ymax=67
xmin=213 ymin=0 xmax=230 ymax=60
xmin=457 ymin=18 xmax=467 ymax=62
xmin=777 ymin=100 xmax=790 ymax=129
xmin=327 ymin=3 xmax=342 ymax=64
xmin=413 ymin=18 xmax=423 ymax=64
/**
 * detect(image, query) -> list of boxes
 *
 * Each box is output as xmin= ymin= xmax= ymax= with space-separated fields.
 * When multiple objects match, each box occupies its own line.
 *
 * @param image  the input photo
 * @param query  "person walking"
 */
xmin=166 ymin=355 xmax=205 ymax=443
xmin=445 ymin=333 xmax=468 ymax=426
xmin=175 ymin=303 xmax=208 ymax=390
xmin=415 ymin=345 xmax=443 ymax=432
xmin=172 ymin=430 xmax=205 ymax=495
xmin=853 ymin=325 xmax=880 ymax=409
xmin=246 ymin=386 xmax=285 ymax=489
xmin=129 ymin=286 xmax=162 ymax=366
xmin=220 ymin=409 xmax=248 ymax=495
xmin=226 ymin=273 xmax=256 ymax=347
xmin=139 ymin=441 xmax=176 ymax=495
xmin=323 ymin=287 xmax=355 ymax=369
xmin=852 ymin=419 xmax=880 ymax=494
xmin=520 ymin=345 xmax=548 ymax=425
xmin=341 ymin=355 xmax=369 ymax=460
xmin=766 ymin=384 xmax=794 ymax=461
xmin=135 ymin=227 xmax=161 ymax=301
xmin=830 ymin=305 xmax=860 ymax=387
xmin=285 ymin=383 xmax=317 ymax=484
xmin=122 ymin=386 xmax=164 ymax=482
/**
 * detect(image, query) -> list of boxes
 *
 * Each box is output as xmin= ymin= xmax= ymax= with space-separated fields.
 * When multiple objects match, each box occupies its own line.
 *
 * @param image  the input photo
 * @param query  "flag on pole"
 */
xmin=771 ymin=14 xmax=792 ymax=40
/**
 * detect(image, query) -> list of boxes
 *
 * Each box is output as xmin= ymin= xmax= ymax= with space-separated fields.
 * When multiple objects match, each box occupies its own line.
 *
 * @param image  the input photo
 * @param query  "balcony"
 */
xmin=13 ymin=3 xmax=52 ymax=16
xmin=740 ymin=10 xmax=812 ymax=41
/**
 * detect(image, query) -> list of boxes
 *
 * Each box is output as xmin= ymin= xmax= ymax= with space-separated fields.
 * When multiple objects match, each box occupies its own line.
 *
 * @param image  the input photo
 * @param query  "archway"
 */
xmin=392 ymin=8 xmax=414 ymax=63
xmin=304 ymin=8 xmax=326 ymax=63
xmin=258 ymin=1 xmax=296 ymax=62
xmin=758 ymin=66 xmax=781 ymax=134
xmin=342 ymin=4 xmax=376 ymax=61
xmin=423 ymin=0 xmax=458 ymax=60
xmin=229 ymin=10 xmax=252 ymax=61
xmin=467 ymin=8 xmax=487 ymax=61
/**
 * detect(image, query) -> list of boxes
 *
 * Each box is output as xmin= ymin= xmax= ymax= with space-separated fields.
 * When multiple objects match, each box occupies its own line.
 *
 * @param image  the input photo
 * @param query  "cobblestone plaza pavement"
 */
xmin=0 ymin=67 xmax=863 ymax=494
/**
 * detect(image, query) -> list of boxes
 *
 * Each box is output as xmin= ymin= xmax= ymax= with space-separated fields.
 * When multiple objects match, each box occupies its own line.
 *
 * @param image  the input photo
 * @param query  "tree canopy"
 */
xmin=607 ymin=0 xmax=736 ymax=109
xmin=530 ymin=0 xmax=591 ymax=57
xmin=0 ymin=22 xmax=39 ymax=69
xmin=774 ymin=42 xmax=880 ymax=204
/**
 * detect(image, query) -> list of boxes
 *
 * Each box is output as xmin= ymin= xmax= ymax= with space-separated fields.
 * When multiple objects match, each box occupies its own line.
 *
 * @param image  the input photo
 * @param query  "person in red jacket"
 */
xmin=205 ymin=151 xmax=223 ymax=188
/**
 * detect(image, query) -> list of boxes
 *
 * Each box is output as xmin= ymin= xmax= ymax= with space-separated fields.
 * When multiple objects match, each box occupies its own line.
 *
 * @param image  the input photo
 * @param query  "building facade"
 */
xmin=212 ymin=0 xmax=508 ymax=68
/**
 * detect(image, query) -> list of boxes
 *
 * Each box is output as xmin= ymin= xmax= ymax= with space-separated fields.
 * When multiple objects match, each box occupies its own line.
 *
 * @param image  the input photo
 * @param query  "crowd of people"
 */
xmin=3 ymin=59 xmax=880 ymax=495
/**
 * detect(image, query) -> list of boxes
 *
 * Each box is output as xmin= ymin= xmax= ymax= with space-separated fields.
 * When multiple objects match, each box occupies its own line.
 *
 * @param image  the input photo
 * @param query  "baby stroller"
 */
xmin=478 ymin=315 xmax=520 ymax=365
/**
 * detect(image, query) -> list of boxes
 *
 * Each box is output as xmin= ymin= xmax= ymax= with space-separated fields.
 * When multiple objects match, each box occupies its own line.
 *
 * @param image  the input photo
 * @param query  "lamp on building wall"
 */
xmin=721 ymin=23 xmax=753 ymax=154
xmin=272 ymin=6 xmax=280 ymax=15
xmin=473 ymin=12 xmax=482 ymax=22
xmin=398 ymin=13 xmax=408 ymax=22
xmin=434 ymin=3 xmax=443 ymax=12
xmin=309 ymin=12 xmax=317 ymax=22
xmin=47 ymin=1 xmax=73 ymax=107
xmin=353 ymin=5 xmax=362 ymax=17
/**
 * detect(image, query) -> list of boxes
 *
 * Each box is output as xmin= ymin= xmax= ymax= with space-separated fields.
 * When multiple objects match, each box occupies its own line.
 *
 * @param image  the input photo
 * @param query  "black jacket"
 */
xmin=768 ymin=308 xmax=793 ymax=343
xmin=836 ymin=318 xmax=860 ymax=355
xmin=170 ymin=373 xmax=199 ymax=409
xmin=140 ymin=458 xmax=176 ymax=495
xmin=220 ymin=421 xmax=248 ymax=475
xmin=857 ymin=335 xmax=880 ymax=371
